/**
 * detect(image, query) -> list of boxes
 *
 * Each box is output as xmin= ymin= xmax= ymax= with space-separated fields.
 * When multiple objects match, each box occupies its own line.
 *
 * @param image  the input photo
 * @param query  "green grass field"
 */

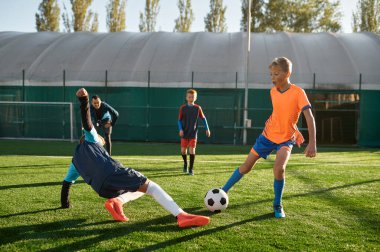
xmin=0 ymin=140 xmax=379 ymax=251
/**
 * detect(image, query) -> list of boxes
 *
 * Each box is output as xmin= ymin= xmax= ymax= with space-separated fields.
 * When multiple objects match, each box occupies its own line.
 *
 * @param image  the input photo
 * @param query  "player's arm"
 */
xmin=61 ymin=163 xmax=81 ymax=208
xmin=76 ymin=88 xmax=99 ymax=143
xmin=199 ymin=107 xmax=211 ymax=137
xmin=303 ymin=108 xmax=317 ymax=158
xmin=105 ymin=103 xmax=119 ymax=126
xmin=178 ymin=106 xmax=184 ymax=137
xmin=77 ymin=88 xmax=93 ymax=131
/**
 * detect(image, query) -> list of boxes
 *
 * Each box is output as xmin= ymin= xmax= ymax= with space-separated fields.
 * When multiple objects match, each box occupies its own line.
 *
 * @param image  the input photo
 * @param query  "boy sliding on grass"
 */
xmin=60 ymin=88 xmax=210 ymax=228
xmin=178 ymin=89 xmax=211 ymax=175
xmin=221 ymin=57 xmax=317 ymax=218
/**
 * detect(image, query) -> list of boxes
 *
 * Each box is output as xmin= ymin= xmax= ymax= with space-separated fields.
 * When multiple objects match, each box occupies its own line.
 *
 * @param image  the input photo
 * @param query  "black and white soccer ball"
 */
xmin=204 ymin=188 xmax=229 ymax=212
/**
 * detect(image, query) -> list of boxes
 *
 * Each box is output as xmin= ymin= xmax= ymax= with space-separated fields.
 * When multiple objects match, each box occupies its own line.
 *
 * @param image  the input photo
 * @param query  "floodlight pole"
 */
xmin=243 ymin=0 xmax=252 ymax=145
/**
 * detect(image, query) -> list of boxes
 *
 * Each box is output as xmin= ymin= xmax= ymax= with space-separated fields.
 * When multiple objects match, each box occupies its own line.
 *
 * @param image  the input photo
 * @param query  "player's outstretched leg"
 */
xmin=141 ymin=180 xmax=210 ymax=228
xmin=104 ymin=198 xmax=129 ymax=222
xmin=222 ymin=152 xmax=259 ymax=193
xmin=273 ymin=147 xmax=291 ymax=218
xmin=104 ymin=191 xmax=145 ymax=222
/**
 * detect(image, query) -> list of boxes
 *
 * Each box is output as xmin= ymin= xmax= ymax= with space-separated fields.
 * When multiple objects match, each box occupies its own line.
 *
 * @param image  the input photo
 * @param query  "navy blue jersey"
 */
xmin=178 ymin=104 xmax=206 ymax=139
xmin=65 ymin=127 xmax=147 ymax=198
xmin=63 ymin=95 xmax=146 ymax=198
xmin=72 ymin=140 xmax=123 ymax=194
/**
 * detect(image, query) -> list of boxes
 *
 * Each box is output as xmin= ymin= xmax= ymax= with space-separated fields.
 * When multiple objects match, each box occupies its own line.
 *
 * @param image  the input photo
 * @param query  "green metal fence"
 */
xmin=1 ymin=84 xmax=378 ymax=146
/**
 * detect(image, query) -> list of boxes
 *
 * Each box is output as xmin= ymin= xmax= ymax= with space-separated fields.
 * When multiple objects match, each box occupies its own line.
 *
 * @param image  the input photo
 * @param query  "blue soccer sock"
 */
xmin=222 ymin=168 xmax=244 ymax=192
xmin=273 ymin=179 xmax=285 ymax=206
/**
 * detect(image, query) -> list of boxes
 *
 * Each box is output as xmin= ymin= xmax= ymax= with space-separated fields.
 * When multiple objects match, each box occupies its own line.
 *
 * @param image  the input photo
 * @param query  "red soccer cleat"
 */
xmin=104 ymin=198 xmax=129 ymax=222
xmin=177 ymin=212 xmax=210 ymax=228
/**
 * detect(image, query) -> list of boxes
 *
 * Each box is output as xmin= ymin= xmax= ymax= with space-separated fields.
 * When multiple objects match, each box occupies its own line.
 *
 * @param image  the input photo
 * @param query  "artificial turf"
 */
xmin=0 ymin=140 xmax=379 ymax=251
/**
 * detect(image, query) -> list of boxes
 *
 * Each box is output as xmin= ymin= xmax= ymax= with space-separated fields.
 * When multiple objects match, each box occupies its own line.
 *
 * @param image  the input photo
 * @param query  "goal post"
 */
xmin=0 ymin=101 xmax=75 ymax=142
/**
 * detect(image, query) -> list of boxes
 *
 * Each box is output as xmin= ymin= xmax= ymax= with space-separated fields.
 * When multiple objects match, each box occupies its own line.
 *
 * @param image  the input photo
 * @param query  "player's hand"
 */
xmin=304 ymin=143 xmax=317 ymax=158
xmin=76 ymin=88 xmax=88 ymax=98
xmin=179 ymin=130 xmax=184 ymax=137
xmin=206 ymin=130 xmax=211 ymax=137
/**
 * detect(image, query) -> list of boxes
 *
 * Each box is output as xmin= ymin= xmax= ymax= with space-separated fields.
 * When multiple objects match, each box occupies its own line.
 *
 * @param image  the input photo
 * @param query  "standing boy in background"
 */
xmin=221 ymin=57 xmax=317 ymax=218
xmin=91 ymin=95 xmax=119 ymax=155
xmin=178 ymin=89 xmax=211 ymax=175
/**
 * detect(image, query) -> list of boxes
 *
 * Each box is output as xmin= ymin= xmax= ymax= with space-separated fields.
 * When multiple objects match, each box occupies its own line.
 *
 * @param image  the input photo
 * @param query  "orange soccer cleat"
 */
xmin=177 ymin=212 xmax=210 ymax=228
xmin=104 ymin=198 xmax=129 ymax=222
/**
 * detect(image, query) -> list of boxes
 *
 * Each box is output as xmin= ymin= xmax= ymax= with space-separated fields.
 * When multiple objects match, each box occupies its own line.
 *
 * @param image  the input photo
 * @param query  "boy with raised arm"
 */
xmin=60 ymin=88 xmax=210 ymax=228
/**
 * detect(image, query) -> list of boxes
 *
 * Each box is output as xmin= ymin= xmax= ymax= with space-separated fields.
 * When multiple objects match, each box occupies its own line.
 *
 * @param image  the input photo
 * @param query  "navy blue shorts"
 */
xmin=98 ymin=168 xmax=147 ymax=198
xmin=251 ymin=134 xmax=294 ymax=159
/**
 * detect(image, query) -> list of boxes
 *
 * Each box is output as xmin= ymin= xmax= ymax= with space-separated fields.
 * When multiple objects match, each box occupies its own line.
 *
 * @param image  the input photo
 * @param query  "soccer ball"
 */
xmin=204 ymin=188 xmax=229 ymax=212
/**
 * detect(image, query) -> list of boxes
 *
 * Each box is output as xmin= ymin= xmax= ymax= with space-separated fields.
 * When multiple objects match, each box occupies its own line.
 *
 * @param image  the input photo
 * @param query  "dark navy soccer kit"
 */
xmin=63 ymin=97 xmax=146 ymax=199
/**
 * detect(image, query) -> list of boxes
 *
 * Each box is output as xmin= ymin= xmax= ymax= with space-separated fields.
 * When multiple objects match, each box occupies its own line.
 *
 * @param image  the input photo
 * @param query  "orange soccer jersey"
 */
xmin=262 ymin=84 xmax=311 ymax=145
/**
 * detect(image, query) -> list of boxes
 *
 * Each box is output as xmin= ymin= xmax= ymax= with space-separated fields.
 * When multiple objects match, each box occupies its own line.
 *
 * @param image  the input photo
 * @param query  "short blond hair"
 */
xmin=269 ymin=57 xmax=293 ymax=73
xmin=186 ymin=89 xmax=197 ymax=96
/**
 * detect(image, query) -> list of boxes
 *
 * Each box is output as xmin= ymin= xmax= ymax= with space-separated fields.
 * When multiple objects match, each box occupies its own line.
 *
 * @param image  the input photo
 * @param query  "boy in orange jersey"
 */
xmin=221 ymin=57 xmax=317 ymax=218
xmin=178 ymin=89 xmax=211 ymax=175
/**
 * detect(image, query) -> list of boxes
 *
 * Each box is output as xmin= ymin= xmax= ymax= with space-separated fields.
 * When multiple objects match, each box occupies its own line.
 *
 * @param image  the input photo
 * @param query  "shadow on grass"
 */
xmin=0 ymin=179 xmax=378 ymax=250
xmin=291 ymin=174 xmax=380 ymax=234
xmin=0 ymin=209 xmax=191 ymax=250
xmin=0 ymin=164 xmax=67 ymax=169
xmin=0 ymin=181 xmax=85 ymax=191
xmin=227 ymin=178 xmax=380 ymax=210
xmin=0 ymin=207 xmax=272 ymax=251
xmin=135 ymin=213 xmax=274 ymax=252
xmin=0 ymin=207 xmax=61 ymax=219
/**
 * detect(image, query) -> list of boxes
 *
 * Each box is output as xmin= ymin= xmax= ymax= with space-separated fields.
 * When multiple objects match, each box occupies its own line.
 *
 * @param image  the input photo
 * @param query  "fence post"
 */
xmin=146 ymin=70 xmax=151 ymax=141
xmin=191 ymin=71 xmax=194 ymax=88
xmin=359 ymin=73 xmax=362 ymax=91
xmin=235 ymin=71 xmax=238 ymax=89
xmin=63 ymin=70 xmax=66 ymax=102
xmin=22 ymin=69 xmax=25 ymax=101
xmin=105 ymin=70 xmax=108 ymax=100
xmin=313 ymin=73 xmax=316 ymax=90
xmin=22 ymin=69 xmax=25 ymax=137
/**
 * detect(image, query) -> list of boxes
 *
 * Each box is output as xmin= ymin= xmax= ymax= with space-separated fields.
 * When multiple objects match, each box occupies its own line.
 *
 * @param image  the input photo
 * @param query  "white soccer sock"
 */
xmin=117 ymin=191 xmax=145 ymax=205
xmin=146 ymin=181 xmax=184 ymax=217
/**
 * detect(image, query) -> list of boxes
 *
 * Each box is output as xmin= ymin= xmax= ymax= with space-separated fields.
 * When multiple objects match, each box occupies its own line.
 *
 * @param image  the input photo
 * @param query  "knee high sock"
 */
xmin=61 ymin=180 xmax=73 ymax=208
xmin=189 ymin=154 xmax=195 ymax=170
xmin=273 ymin=179 xmax=285 ymax=206
xmin=146 ymin=181 xmax=184 ymax=217
xmin=117 ymin=191 xmax=145 ymax=205
xmin=222 ymin=168 xmax=244 ymax=193
xmin=181 ymin=154 xmax=187 ymax=166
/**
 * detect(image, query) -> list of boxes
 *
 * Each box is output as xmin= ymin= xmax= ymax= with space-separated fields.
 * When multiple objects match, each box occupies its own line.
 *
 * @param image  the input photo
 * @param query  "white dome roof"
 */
xmin=0 ymin=31 xmax=379 ymax=89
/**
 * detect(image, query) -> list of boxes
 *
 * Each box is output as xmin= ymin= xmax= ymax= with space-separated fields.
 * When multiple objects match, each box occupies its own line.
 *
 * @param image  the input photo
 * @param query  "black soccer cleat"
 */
xmin=183 ymin=164 xmax=188 ymax=173
xmin=188 ymin=169 xmax=194 ymax=176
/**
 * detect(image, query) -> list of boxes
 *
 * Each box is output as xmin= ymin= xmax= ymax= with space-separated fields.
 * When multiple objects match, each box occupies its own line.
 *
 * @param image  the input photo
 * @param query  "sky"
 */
xmin=0 ymin=0 xmax=359 ymax=33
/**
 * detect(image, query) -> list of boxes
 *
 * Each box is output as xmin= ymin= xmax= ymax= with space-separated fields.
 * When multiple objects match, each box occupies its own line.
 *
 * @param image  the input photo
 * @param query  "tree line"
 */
xmin=35 ymin=0 xmax=380 ymax=33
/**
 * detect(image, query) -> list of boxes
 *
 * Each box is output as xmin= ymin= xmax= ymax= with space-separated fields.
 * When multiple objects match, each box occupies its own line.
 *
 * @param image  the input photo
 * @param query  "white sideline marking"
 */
xmin=1 ymin=155 xmax=379 ymax=167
